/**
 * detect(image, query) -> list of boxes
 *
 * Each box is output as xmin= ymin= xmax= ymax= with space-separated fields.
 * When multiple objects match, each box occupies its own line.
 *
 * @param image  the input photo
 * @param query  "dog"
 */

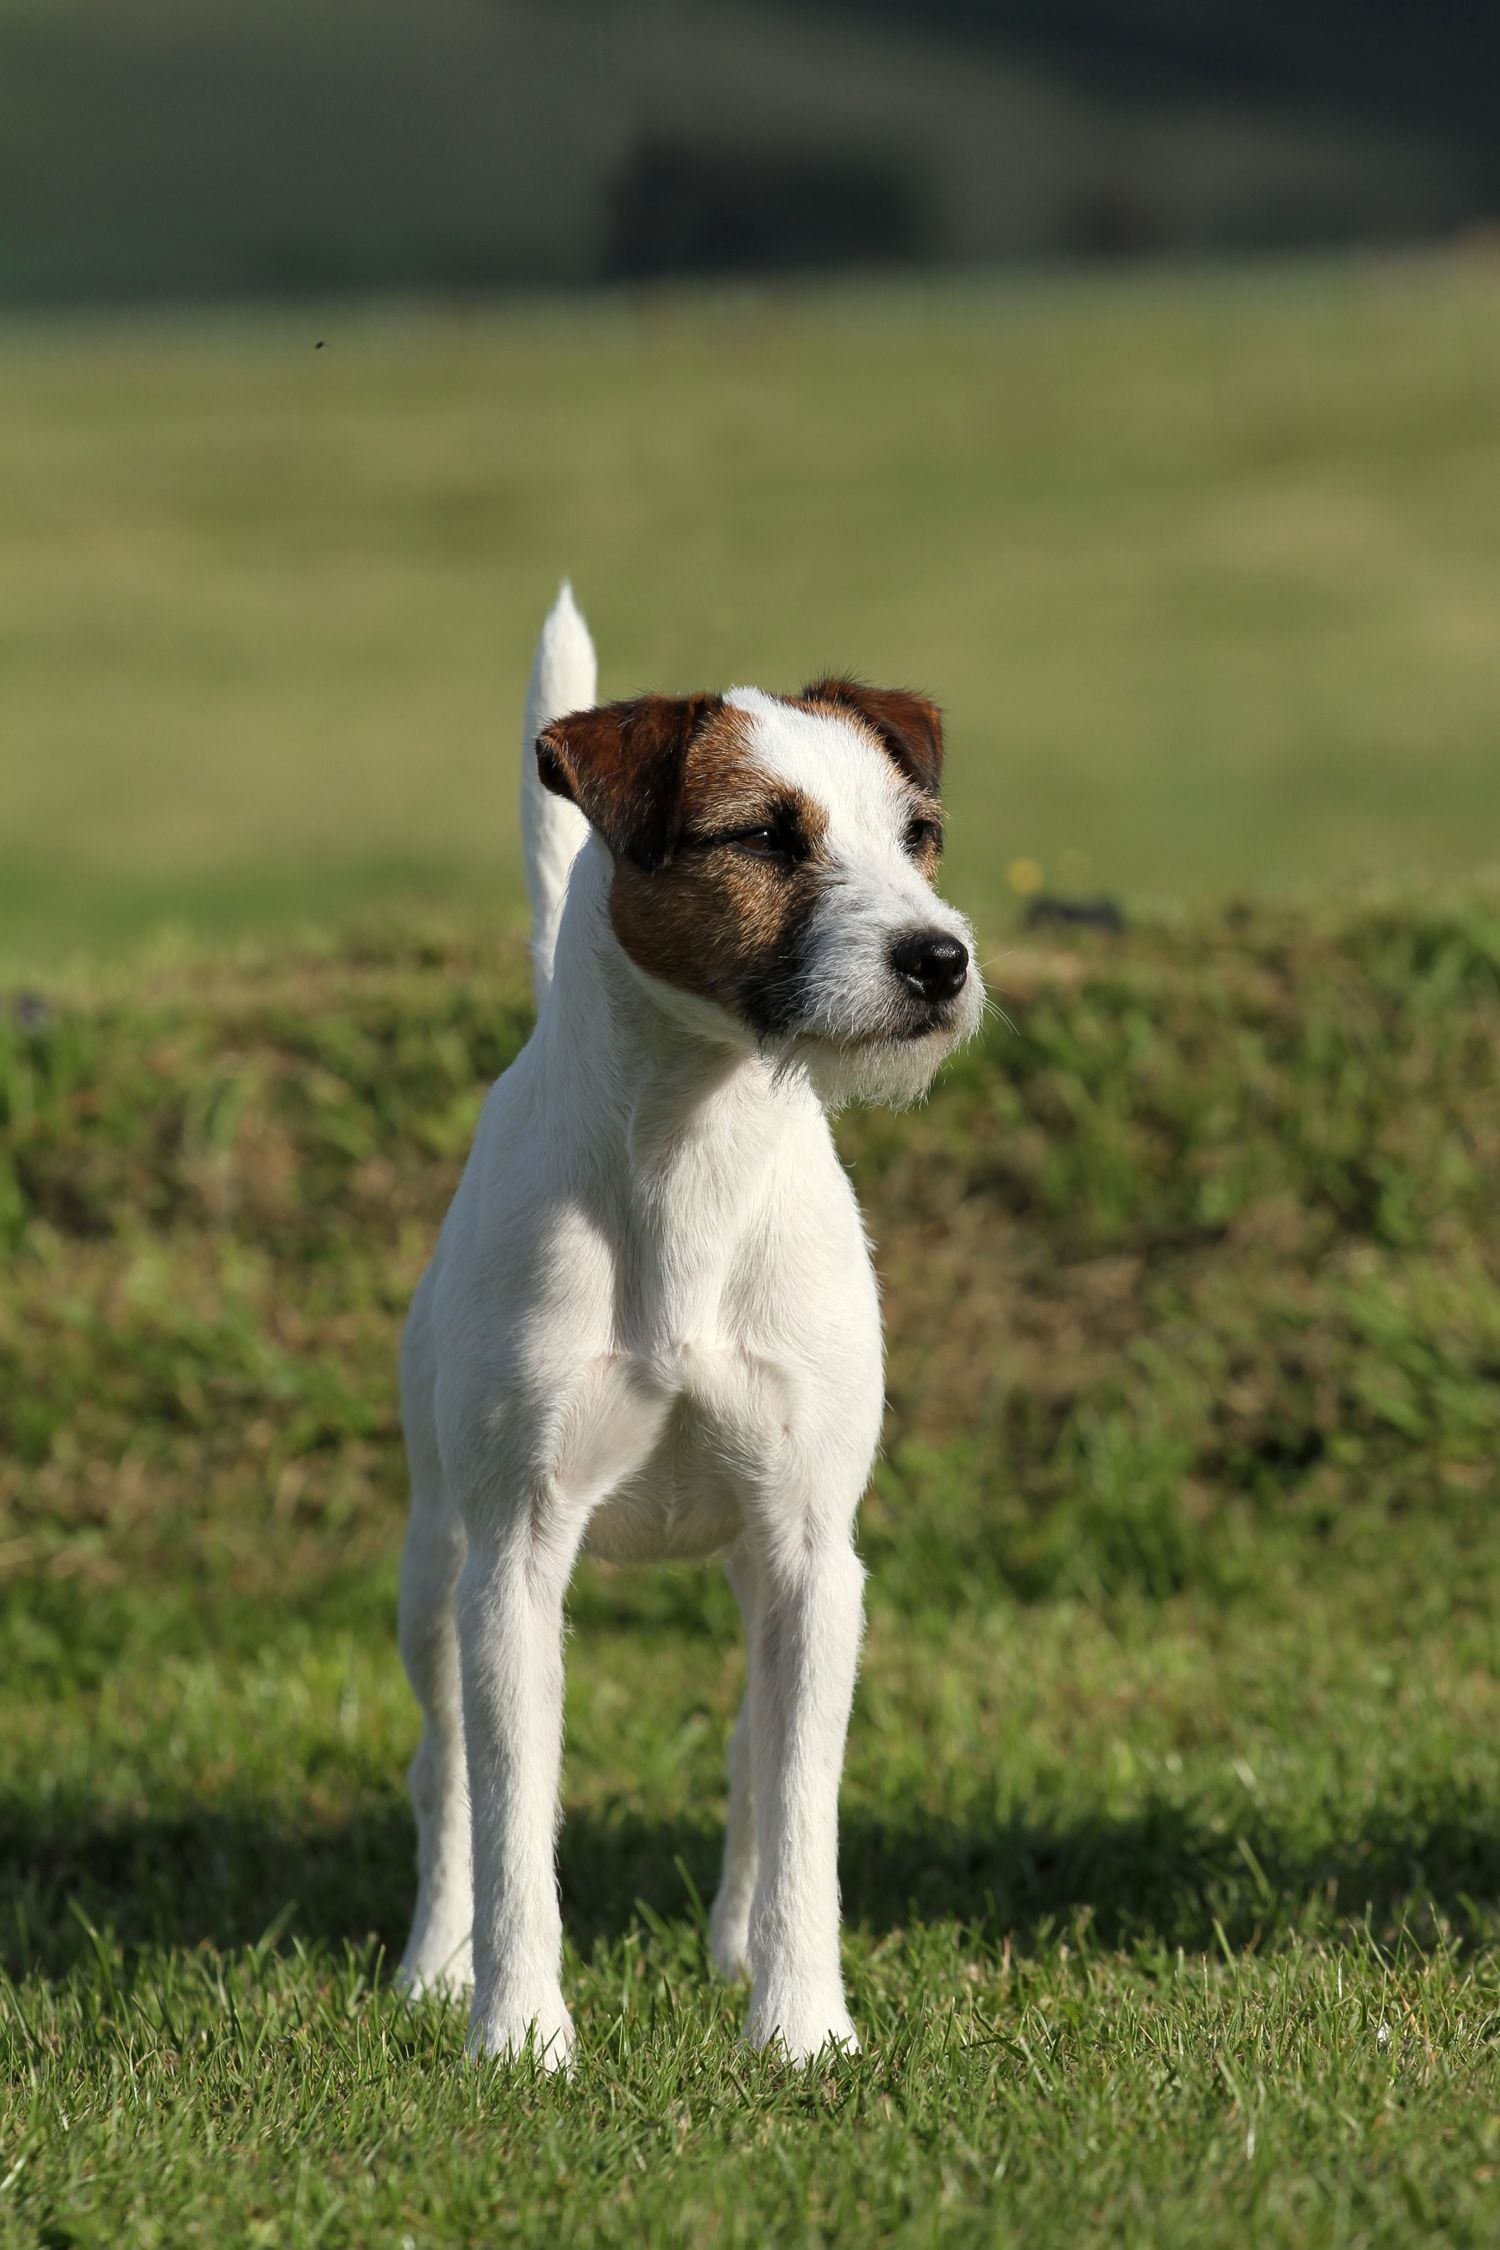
xmin=395 ymin=584 xmax=983 ymax=2067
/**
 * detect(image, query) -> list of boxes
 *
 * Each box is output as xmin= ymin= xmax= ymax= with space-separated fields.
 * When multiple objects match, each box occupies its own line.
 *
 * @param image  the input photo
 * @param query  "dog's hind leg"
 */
xmin=396 ymin=1409 xmax=474 ymax=2002
xmin=709 ymin=1540 xmax=760 ymax=1983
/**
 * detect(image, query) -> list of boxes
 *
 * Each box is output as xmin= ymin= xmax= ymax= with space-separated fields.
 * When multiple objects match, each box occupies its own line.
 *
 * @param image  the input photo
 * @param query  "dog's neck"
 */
xmin=539 ymin=837 xmax=817 ymax=1165
xmin=534 ymin=841 xmax=819 ymax=1335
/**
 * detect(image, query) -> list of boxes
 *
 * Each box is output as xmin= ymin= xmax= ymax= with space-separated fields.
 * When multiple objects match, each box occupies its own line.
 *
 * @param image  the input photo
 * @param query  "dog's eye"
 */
xmin=713 ymin=817 xmax=805 ymax=865
xmin=904 ymin=815 xmax=943 ymax=858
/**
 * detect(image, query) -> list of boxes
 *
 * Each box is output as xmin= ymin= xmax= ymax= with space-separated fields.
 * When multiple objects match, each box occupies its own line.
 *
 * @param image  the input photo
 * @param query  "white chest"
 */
xmin=436 ymin=1042 xmax=885 ymax=1562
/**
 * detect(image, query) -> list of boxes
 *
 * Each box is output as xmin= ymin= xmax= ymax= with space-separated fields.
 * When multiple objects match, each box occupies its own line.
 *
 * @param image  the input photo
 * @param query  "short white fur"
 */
xmin=395 ymin=587 xmax=982 ymax=2069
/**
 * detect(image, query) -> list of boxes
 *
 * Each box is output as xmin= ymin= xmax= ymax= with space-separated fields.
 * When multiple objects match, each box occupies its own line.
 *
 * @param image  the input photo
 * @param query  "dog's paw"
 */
xmin=746 ymin=1992 xmax=859 ymax=2067
xmin=708 ymin=1895 xmax=752 ymax=1983
xmin=467 ymin=1990 xmax=575 ymax=2074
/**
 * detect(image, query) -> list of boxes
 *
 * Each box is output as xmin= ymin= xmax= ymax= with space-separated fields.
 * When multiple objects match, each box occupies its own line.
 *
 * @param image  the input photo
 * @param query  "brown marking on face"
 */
xmin=796 ymin=677 xmax=945 ymax=797
xmin=609 ymin=705 xmax=832 ymax=1034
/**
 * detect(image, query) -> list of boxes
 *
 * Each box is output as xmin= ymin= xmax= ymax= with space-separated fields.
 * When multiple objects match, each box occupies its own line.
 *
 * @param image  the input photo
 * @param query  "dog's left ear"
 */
xmin=536 ymin=694 xmax=722 ymax=871
xmin=801 ymin=678 xmax=944 ymax=795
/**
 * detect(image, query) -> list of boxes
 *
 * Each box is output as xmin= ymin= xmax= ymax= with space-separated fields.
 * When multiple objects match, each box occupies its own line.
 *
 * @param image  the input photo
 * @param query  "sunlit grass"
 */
xmin=2 ymin=901 xmax=1498 ymax=2243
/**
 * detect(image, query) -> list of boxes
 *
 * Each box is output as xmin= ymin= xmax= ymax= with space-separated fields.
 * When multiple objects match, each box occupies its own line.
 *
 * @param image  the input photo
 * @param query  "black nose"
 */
xmin=890 ymin=928 xmax=969 ymax=1003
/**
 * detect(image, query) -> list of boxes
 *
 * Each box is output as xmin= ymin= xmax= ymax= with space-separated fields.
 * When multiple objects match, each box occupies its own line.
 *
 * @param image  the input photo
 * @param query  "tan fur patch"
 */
xmin=609 ymin=706 xmax=831 ymax=1031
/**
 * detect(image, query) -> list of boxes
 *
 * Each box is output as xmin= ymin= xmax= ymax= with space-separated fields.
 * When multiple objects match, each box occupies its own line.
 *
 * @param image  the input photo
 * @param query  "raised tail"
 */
xmin=520 ymin=580 xmax=596 ymax=1007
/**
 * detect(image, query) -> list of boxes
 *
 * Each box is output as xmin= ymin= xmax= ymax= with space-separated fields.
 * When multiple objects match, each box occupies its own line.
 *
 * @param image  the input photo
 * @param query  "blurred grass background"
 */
xmin=6 ymin=255 xmax=1500 ymax=971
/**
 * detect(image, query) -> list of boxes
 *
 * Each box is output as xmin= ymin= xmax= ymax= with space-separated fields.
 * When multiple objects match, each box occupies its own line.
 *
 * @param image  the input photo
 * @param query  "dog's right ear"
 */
xmin=536 ymin=695 xmax=721 ymax=872
xmin=800 ymin=678 xmax=944 ymax=796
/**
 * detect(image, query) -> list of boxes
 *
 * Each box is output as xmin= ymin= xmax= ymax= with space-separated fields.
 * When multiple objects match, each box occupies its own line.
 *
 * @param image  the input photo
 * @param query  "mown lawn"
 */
xmin=2 ymin=898 xmax=1498 ymax=2244
xmin=5 ymin=255 xmax=1500 ymax=969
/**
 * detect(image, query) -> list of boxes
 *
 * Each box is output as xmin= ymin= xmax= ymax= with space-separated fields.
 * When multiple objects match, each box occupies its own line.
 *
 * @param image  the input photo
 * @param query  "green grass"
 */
xmin=3 ymin=898 xmax=1499 ymax=2244
xmin=7 ymin=257 xmax=1500 ymax=969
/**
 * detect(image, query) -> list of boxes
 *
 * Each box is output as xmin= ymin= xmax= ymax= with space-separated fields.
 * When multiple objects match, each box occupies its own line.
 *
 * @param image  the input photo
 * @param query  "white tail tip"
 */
xmin=521 ymin=580 xmax=597 ymax=1010
xmin=530 ymin=580 xmax=597 ymax=727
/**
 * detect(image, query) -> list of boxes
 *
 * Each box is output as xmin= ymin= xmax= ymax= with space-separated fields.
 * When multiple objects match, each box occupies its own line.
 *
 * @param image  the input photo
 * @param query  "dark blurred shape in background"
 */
xmin=3 ymin=0 xmax=1498 ymax=305
xmin=602 ymin=140 xmax=929 ymax=283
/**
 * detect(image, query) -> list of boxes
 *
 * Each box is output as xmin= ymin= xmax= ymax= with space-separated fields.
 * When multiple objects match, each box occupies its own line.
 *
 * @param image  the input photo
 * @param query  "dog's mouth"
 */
xmin=749 ymin=980 xmax=966 ymax=1054
xmin=843 ymin=1000 xmax=965 ymax=1048
xmin=791 ymin=1010 xmax=963 ymax=1068
xmin=841 ymin=1024 xmax=947 ymax=1051
xmin=894 ymin=1009 xmax=962 ymax=1044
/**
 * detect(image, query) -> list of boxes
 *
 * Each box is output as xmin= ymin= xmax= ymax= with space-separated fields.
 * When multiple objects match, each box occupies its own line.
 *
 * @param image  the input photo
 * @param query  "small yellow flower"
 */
xmin=1005 ymin=857 xmax=1045 ymax=897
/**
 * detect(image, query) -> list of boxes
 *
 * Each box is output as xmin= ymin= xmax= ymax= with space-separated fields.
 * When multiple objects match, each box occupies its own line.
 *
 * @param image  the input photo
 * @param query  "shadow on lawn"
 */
xmin=3 ymin=1792 xmax=1494 ymax=1981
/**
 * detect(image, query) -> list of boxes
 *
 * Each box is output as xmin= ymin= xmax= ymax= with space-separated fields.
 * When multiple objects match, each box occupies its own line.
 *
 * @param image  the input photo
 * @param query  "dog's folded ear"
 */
xmin=800 ymin=678 xmax=944 ymax=795
xmin=537 ymin=695 xmax=722 ymax=871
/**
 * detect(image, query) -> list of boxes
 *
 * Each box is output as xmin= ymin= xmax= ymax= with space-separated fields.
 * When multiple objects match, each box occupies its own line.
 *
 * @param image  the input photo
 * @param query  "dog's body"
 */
xmin=396 ymin=587 xmax=981 ymax=2067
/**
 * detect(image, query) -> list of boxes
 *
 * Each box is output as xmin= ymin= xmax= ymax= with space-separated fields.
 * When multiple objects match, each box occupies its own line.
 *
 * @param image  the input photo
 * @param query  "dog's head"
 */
xmin=536 ymin=679 xmax=983 ymax=1104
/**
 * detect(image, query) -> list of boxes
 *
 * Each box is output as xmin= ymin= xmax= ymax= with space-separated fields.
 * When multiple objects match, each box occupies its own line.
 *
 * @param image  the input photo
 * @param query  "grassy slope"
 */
xmin=6 ymin=258 xmax=1500 ymax=969
xmin=2 ymin=899 xmax=1498 ymax=2244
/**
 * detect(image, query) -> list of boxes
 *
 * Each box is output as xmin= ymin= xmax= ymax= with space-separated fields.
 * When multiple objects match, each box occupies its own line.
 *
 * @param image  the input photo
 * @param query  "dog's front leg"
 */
xmin=743 ymin=1528 xmax=865 ymax=2064
xmin=456 ymin=1506 xmax=586 ymax=2071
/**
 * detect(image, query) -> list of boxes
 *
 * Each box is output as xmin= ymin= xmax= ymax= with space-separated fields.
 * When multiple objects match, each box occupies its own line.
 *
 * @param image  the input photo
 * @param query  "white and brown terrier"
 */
xmin=396 ymin=584 xmax=982 ymax=2067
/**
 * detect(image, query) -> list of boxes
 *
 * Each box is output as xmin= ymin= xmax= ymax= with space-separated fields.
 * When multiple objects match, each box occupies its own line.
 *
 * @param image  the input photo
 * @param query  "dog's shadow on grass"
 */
xmin=3 ymin=1793 xmax=1494 ymax=1982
